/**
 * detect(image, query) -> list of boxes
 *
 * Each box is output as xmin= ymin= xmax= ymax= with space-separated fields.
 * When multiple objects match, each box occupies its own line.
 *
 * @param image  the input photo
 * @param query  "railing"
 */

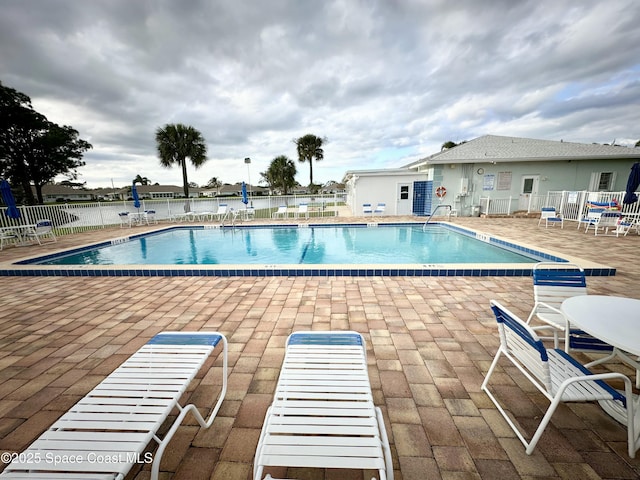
xmin=481 ymin=190 xmax=640 ymax=224
xmin=479 ymin=196 xmax=513 ymax=216
xmin=423 ymin=204 xmax=452 ymax=230
xmin=0 ymin=194 xmax=346 ymax=236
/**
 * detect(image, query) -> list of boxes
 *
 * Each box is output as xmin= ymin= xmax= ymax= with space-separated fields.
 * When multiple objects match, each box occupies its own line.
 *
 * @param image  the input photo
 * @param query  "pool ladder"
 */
xmin=423 ymin=204 xmax=453 ymax=230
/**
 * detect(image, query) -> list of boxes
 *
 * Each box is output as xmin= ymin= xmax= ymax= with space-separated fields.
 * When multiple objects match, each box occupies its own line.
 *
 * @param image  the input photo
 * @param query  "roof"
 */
xmin=407 ymin=135 xmax=640 ymax=167
xmin=343 ymin=168 xmax=426 ymax=181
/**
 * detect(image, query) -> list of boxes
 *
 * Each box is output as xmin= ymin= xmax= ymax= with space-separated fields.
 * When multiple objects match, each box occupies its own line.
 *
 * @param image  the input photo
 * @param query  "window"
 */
xmin=400 ymin=185 xmax=409 ymax=200
xmin=589 ymin=172 xmax=616 ymax=191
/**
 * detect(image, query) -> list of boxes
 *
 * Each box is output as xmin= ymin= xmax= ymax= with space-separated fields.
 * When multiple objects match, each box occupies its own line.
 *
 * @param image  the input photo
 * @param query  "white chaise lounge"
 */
xmin=254 ymin=330 xmax=393 ymax=480
xmin=0 ymin=331 xmax=228 ymax=480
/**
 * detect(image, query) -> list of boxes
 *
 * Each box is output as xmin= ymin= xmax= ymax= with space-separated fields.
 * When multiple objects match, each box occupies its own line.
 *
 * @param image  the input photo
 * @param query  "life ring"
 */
xmin=435 ymin=186 xmax=447 ymax=198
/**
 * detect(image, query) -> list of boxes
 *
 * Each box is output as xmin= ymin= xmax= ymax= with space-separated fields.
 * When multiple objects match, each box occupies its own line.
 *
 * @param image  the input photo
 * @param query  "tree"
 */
xmin=441 ymin=141 xmax=458 ymax=150
xmin=260 ymin=155 xmax=297 ymax=195
xmin=635 ymin=139 xmax=640 ymax=148
xmin=133 ymin=174 xmax=150 ymax=185
xmin=206 ymin=177 xmax=222 ymax=194
xmin=155 ymin=123 xmax=207 ymax=203
xmin=0 ymin=82 xmax=91 ymax=204
xmin=294 ymin=133 xmax=326 ymax=193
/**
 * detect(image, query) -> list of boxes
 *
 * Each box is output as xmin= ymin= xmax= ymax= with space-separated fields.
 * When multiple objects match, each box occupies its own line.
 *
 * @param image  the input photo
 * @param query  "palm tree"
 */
xmin=294 ymin=134 xmax=326 ymax=192
xmin=441 ymin=141 xmax=457 ymax=150
xmin=206 ymin=177 xmax=222 ymax=195
xmin=133 ymin=174 xmax=150 ymax=185
xmin=155 ymin=124 xmax=207 ymax=203
xmin=261 ymin=155 xmax=297 ymax=195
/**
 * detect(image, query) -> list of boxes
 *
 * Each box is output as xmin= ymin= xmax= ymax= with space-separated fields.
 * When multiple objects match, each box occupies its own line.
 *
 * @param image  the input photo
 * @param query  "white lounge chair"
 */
xmin=362 ymin=203 xmax=373 ymax=215
xmin=254 ymin=331 xmax=393 ymax=480
xmin=272 ymin=205 xmax=288 ymax=219
xmin=373 ymin=203 xmax=386 ymax=216
xmin=296 ymin=203 xmax=309 ymax=219
xmin=0 ymin=331 xmax=228 ymax=480
xmin=538 ymin=206 xmax=563 ymax=228
xmin=24 ymin=219 xmax=56 ymax=244
xmin=483 ymin=300 xmax=635 ymax=457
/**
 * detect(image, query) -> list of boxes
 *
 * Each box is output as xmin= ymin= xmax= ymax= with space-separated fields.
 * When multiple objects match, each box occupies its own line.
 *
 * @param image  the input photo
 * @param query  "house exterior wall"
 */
xmin=346 ymin=172 xmax=428 ymax=215
xmin=429 ymin=159 xmax=636 ymax=216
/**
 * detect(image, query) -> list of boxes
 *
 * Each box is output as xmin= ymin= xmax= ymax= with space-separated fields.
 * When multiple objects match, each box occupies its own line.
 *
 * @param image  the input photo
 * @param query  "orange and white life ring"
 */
xmin=435 ymin=186 xmax=447 ymax=198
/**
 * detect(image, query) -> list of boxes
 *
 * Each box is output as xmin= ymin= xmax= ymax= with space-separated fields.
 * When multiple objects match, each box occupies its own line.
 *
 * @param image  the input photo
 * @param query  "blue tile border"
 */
xmin=1 ymin=223 xmax=616 ymax=277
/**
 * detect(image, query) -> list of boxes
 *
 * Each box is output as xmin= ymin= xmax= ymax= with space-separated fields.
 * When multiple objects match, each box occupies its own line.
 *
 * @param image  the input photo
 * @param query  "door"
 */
xmin=412 ymin=181 xmax=431 ymax=216
xmin=397 ymin=183 xmax=411 ymax=215
xmin=519 ymin=175 xmax=539 ymax=211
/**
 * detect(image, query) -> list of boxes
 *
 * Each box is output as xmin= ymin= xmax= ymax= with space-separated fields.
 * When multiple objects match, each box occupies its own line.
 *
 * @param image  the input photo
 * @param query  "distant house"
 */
xmin=37 ymin=185 xmax=95 ymax=203
xmin=345 ymin=135 xmax=640 ymax=216
xmin=133 ymin=185 xmax=204 ymax=199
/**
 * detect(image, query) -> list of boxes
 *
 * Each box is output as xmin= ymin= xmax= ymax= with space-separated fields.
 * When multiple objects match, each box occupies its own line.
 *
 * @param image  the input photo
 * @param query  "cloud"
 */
xmin=1 ymin=0 xmax=639 ymax=188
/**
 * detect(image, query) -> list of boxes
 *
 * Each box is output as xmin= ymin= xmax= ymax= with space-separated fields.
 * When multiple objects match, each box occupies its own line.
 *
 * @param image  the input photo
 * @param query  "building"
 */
xmin=345 ymin=135 xmax=640 ymax=216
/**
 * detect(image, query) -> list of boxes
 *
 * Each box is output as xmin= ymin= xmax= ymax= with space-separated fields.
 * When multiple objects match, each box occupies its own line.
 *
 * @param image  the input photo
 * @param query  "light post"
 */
xmin=244 ymin=157 xmax=252 ymax=206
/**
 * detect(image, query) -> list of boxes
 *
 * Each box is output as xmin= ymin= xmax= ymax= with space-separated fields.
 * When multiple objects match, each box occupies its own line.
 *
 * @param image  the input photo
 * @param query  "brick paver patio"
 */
xmin=0 ymin=216 xmax=639 ymax=479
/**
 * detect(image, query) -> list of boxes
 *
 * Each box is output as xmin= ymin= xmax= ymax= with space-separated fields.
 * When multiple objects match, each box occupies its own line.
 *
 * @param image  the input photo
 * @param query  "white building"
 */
xmin=345 ymin=135 xmax=640 ymax=216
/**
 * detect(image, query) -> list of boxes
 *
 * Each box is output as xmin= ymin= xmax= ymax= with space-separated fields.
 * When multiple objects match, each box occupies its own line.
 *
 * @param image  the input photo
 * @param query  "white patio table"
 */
xmin=561 ymin=295 xmax=640 ymax=456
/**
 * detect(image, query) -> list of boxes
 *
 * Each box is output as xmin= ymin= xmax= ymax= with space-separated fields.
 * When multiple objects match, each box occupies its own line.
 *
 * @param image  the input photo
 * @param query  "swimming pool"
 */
xmin=4 ymin=222 xmax=615 ymax=277
xmin=32 ymin=224 xmax=539 ymax=266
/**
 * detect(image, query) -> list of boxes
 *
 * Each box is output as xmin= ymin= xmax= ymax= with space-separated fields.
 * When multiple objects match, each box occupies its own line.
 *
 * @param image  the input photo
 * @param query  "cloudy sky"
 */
xmin=2 ymin=0 xmax=639 ymax=189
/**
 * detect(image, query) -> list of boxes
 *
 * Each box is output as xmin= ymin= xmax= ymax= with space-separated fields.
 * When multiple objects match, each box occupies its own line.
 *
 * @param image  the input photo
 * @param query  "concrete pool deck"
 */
xmin=0 ymin=216 xmax=639 ymax=479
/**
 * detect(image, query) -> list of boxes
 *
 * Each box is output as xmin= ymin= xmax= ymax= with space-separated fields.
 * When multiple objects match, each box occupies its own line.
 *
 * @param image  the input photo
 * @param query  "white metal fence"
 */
xmin=0 ymin=194 xmax=346 ymax=235
xmin=479 ymin=190 xmax=640 ymax=224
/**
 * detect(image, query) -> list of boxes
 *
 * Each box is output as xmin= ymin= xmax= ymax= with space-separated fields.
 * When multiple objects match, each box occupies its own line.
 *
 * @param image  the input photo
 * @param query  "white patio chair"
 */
xmin=537 ymin=206 xmax=563 ymax=228
xmin=483 ymin=300 xmax=635 ymax=457
xmin=0 ymin=331 xmax=228 ymax=480
xmin=24 ymin=219 xmax=56 ymax=244
xmin=526 ymin=262 xmax=613 ymax=353
xmin=272 ymin=205 xmax=288 ymax=219
xmin=593 ymin=211 xmax=622 ymax=236
xmin=374 ymin=203 xmax=386 ymax=216
xmin=211 ymin=204 xmax=229 ymax=221
xmin=254 ymin=331 xmax=393 ymax=480
xmin=296 ymin=203 xmax=309 ymax=219
xmin=362 ymin=203 xmax=373 ymax=215
xmin=118 ymin=211 xmax=132 ymax=228
xmin=578 ymin=207 xmax=604 ymax=233
xmin=580 ymin=208 xmax=604 ymax=232
xmin=0 ymin=229 xmax=19 ymax=250
xmin=144 ymin=209 xmax=158 ymax=224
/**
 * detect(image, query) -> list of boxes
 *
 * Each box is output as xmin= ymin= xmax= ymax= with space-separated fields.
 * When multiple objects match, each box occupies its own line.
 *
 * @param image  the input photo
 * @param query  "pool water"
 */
xmin=34 ymin=225 xmax=539 ymax=266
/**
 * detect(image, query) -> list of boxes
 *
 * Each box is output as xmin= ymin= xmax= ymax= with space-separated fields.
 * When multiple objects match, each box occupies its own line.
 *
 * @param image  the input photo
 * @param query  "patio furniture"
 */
xmin=526 ymin=262 xmax=613 ymax=355
xmin=362 ymin=203 xmax=373 ymax=215
xmin=144 ymin=209 xmax=158 ymax=224
xmin=118 ymin=212 xmax=132 ymax=228
xmin=374 ymin=203 xmax=386 ymax=216
xmin=24 ymin=219 xmax=56 ymax=244
xmin=593 ymin=211 xmax=623 ymax=236
xmin=537 ymin=206 xmax=563 ymax=228
xmin=254 ymin=331 xmax=393 ymax=480
xmin=296 ymin=203 xmax=309 ymax=219
xmin=0 ymin=331 xmax=228 ymax=480
xmin=579 ymin=207 xmax=605 ymax=231
xmin=0 ymin=228 xmax=19 ymax=250
xmin=272 ymin=205 xmax=288 ymax=219
xmin=483 ymin=300 xmax=635 ymax=457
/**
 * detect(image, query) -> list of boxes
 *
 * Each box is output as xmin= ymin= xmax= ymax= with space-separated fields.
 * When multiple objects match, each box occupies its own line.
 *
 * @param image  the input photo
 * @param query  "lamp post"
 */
xmin=244 ymin=157 xmax=252 ymax=205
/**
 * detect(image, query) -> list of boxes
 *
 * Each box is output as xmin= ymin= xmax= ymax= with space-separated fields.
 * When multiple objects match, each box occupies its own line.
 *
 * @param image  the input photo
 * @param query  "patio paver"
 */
xmin=0 ymin=216 xmax=639 ymax=479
